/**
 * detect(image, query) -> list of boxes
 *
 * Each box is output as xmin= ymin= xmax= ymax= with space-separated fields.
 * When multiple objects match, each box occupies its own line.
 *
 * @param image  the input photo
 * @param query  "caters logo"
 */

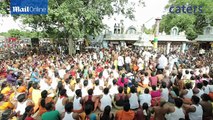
xmin=169 ymin=5 xmax=203 ymax=14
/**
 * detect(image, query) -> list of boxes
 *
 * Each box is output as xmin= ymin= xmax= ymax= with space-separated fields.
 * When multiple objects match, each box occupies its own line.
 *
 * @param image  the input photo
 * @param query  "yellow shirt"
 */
xmin=0 ymin=102 xmax=13 ymax=110
xmin=1 ymin=86 xmax=11 ymax=94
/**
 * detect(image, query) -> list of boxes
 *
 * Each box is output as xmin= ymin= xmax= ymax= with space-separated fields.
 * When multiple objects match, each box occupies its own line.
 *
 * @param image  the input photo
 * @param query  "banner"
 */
xmin=10 ymin=0 xmax=48 ymax=15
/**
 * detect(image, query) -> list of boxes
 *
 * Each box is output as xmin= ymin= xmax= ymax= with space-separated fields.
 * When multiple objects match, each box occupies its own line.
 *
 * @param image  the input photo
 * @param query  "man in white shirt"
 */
xmin=157 ymin=54 xmax=168 ymax=74
xmin=125 ymin=53 xmax=131 ymax=72
xmin=117 ymin=54 xmax=124 ymax=71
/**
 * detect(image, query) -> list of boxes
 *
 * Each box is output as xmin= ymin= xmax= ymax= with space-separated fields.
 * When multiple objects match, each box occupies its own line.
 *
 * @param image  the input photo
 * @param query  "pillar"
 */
xmin=166 ymin=42 xmax=171 ymax=55
xmin=182 ymin=42 xmax=186 ymax=53
xmin=154 ymin=18 xmax=161 ymax=51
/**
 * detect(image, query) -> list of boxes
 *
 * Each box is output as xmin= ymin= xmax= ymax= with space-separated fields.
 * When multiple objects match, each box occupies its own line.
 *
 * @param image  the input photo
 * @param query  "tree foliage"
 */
xmin=0 ymin=0 xmax=144 ymax=41
xmin=160 ymin=0 xmax=213 ymax=40
xmin=0 ymin=29 xmax=46 ymax=38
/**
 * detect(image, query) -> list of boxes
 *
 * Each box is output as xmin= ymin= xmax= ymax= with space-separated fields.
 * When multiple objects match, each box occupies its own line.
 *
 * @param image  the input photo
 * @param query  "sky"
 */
xmin=0 ymin=0 xmax=169 ymax=33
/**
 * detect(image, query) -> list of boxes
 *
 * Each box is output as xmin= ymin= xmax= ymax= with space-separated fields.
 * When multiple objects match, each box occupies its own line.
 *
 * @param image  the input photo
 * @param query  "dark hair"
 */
xmin=123 ymin=103 xmax=130 ymax=111
xmin=76 ymin=78 xmax=80 ymax=83
xmin=203 ymin=80 xmax=208 ymax=86
xmin=60 ymin=89 xmax=67 ymax=96
xmin=1 ymin=109 xmax=12 ymax=120
xmin=191 ymin=95 xmax=200 ymax=104
xmin=32 ymin=82 xmax=38 ymax=89
xmin=174 ymin=98 xmax=183 ymax=108
xmin=201 ymin=93 xmax=210 ymax=101
xmin=121 ymin=74 xmax=125 ymax=83
xmin=45 ymin=102 xmax=53 ymax=111
xmin=118 ymin=87 xmax=123 ymax=93
xmin=40 ymin=90 xmax=48 ymax=108
xmin=196 ymin=83 xmax=203 ymax=89
xmin=152 ymin=85 xmax=156 ymax=91
xmin=103 ymin=88 xmax=109 ymax=94
xmin=161 ymin=82 xmax=167 ymax=88
xmin=57 ymin=81 xmax=63 ymax=95
xmin=83 ymin=80 xmax=88 ymax=86
xmin=144 ymin=72 xmax=148 ymax=76
xmin=185 ymin=70 xmax=189 ymax=74
xmin=75 ymin=89 xmax=82 ymax=97
xmin=85 ymin=104 xmax=93 ymax=115
xmin=27 ymin=81 xmax=33 ymax=90
xmin=113 ymin=79 xmax=117 ymax=85
xmin=22 ymin=105 xmax=33 ymax=120
xmin=101 ymin=106 xmax=112 ymax=120
xmin=142 ymin=102 xmax=149 ymax=111
xmin=172 ymin=87 xmax=179 ymax=96
xmin=130 ymin=86 xmax=136 ymax=93
xmin=0 ymin=82 xmax=7 ymax=92
xmin=17 ymin=94 xmax=26 ymax=102
xmin=65 ymin=102 xmax=73 ymax=113
xmin=144 ymin=88 xmax=149 ymax=94
xmin=185 ymin=83 xmax=192 ymax=89
xmin=88 ymin=89 xmax=93 ymax=95
xmin=95 ymin=80 xmax=99 ymax=86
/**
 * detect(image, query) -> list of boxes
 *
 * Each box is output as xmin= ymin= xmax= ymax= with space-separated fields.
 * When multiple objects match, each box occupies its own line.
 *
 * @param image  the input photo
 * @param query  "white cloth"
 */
xmin=100 ymin=94 xmax=112 ymax=111
xmin=109 ymin=85 xmax=118 ymax=96
xmin=188 ymin=105 xmax=203 ymax=120
xmin=118 ymin=56 xmax=124 ymax=66
xmin=184 ymin=89 xmax=193 ymax=99
xmin=73 ymin=96 xmax=82 ymax=111
xmin=55 ymin=97 xmax=65 ymax=114
xmin=58 ymin=69 xmax=66 ymax=79
xmin=15 ymin=100 xmax=28 ymax=115
xmin=165 ymin=107 xmax=185 ymax=120
xmin=139 ymin=93 xmax=151 ymax=107
xmin=129 ymin=93 xmax=139 ymax=109
xmin=161 ymin=88 xmax=169 ymax=102
xmin=204 ymin=85 xmax=210 ymax=94
xmin=63 ymin=112 xmax=75 ymax=120
xmin=125 ymin=56 xmax=131 ymax=64
xmin=158 ymin=55 xmax=168 ymax=69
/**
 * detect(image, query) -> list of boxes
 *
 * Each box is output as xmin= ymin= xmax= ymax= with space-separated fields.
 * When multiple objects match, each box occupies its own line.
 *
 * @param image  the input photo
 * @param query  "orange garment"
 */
xmin=28 ymin=87 xmax=33 ymax=99
xmin=116 ymin=110 xmax=135 ymax=120
xmin=133 ymin=64 xmax=139 ymax=71
xmin=17 ymin=86 xmax=27 ymax=93
xmin=208 ymin=92 xmax=213 ymax=101
xmin=38 ymin=97 xmax=54 ymax=115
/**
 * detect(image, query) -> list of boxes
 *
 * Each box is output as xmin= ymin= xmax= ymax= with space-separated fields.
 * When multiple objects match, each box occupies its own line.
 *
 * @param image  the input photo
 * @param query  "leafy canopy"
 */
xmin=0 ymin=0 xmax=144 ymax=39
xmin=160 ymin=0 xmax=213 ymax=40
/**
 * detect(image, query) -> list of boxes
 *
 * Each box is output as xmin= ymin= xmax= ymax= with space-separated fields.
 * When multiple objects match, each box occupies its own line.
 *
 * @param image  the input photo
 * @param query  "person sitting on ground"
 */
xmin=99 ymin=88 xmax=112 ymax=111
xmin=98 ymin=105 xmax=114 ymax=120
xmin=128 ymin=86 xmax=139 ymax=110
xmin=150 ymin=85 xmax=161 ymax=106
xmin=83 ymin=104 xmax=97 ymax=120
xmin=73 ymin=89 xmax=83 ymax=113
xmin=0 ymin=94 xmax=14 ymax=111
xmin=41 ymin=102 xmax=61 ymax=120
xmin=84 ymin=89 xmax=99 ymax=112
xmin=115 ymin=102 xmax=135 ymax=120
xmin=135 ymin=103 xmax=151 ymax=120
xmin=139 ymin=88 xmax=151 ymax=107
xmin=55 ymin=89 xmax=69 ymax=114
xmin=38 ymin=90 xmax=55 ymax=115
xmin=114 ymin=86 xmax=126 ymax=107
xmin=62 ymin=102 xmax=79 ymax=120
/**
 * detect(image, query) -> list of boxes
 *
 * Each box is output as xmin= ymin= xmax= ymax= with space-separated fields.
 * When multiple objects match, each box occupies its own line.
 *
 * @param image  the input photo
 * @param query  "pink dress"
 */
xmin=117 ymin=78 xmax=128 ymax=87
xmin=149 ymin=76 xmax=158 ymax=86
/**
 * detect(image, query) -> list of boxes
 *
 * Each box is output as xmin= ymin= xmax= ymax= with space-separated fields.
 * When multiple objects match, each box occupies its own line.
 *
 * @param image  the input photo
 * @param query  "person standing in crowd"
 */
xmin=117 ymin=53 xmax=124 ymax=71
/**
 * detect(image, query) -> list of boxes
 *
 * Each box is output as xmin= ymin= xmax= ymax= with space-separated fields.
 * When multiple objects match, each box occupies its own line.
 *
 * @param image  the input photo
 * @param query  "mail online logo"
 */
xmin=169 ymin=5 xmax=203 ymax=14
xmin=10 ymin=0 xmax=48 ymax=15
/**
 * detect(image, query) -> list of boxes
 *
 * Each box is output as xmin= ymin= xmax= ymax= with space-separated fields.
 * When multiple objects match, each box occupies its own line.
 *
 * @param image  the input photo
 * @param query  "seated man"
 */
xmin=115 ymin=103 xmax=135 ymax=120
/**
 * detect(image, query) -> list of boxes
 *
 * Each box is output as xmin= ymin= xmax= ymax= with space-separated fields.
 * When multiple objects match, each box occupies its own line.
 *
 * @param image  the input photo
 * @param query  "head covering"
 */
xmin=17 ymin=86 xmax=26 ymax=93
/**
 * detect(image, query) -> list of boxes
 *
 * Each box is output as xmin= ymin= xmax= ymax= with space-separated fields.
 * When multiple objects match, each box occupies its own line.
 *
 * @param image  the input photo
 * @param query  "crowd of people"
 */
xmin=0 ymin=47 xmax=212 ymax=120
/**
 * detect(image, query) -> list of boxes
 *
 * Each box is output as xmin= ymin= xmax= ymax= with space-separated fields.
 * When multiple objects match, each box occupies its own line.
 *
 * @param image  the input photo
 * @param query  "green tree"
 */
xmin=0 ymin=0 xmax=144 ymax=54
xmin=160 ymin=0 xmax=213 ymax=40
